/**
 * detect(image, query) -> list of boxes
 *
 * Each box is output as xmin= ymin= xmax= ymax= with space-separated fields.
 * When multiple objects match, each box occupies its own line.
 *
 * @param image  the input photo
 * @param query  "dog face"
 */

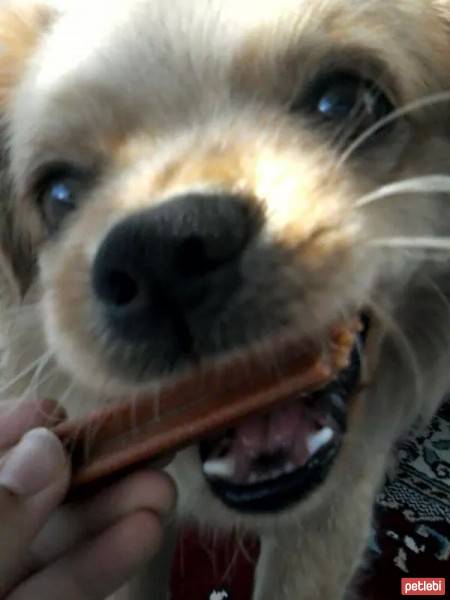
xmin=1 ymin=0 xmax=450 ymax=528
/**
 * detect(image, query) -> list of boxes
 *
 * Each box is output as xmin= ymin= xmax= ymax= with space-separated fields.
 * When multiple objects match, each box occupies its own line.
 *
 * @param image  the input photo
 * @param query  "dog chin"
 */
xmin=168 ymin=436 xmax=351 ymax=533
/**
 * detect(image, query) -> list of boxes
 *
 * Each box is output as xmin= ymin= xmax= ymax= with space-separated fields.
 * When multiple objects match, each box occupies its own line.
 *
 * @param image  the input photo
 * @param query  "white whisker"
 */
xmin=339 ymin=91 xmax=450 ymax=167
xmin=354 ymin=176 xmax=450 ymax=209
xmin=367 ymin=299 xmax=423 ymax=398
xmin=25 ymin=352 xmax=55 ymax=401
xmin=369 ymin=237 xmax=450 ymax=251
xmin=58 ymin=382 xmax=77 ymax=407
xmin=0 ymin=351 xmax=53 ymax=398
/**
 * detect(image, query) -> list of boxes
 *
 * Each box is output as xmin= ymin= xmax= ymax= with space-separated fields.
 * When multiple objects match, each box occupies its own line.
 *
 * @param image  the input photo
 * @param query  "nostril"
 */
xmin=92 ymin=193 xmax=260 ymax=337
xmin=99 ymin=270 xmax=140 ymax=307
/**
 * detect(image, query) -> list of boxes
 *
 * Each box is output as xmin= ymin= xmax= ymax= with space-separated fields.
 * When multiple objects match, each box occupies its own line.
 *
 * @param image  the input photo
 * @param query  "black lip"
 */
xmin=201 ymin=441 xmax=341 ymax=513
xmin=199 ymin=329 xmax=365 ymax=514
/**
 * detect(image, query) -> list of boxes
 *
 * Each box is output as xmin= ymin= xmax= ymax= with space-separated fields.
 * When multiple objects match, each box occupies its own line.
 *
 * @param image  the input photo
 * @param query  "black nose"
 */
xmin=92 ymin=193 xmax=257 ymax=346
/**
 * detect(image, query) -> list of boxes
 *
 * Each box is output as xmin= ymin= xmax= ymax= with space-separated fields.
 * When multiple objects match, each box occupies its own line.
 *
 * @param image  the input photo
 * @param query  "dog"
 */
xmin=0 ymin=0 xmax=450 ymax=598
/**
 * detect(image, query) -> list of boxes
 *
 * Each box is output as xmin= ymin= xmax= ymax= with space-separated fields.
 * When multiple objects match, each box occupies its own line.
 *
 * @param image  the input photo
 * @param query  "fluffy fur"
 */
xmin=0 ymin=1 xmax=450 ymax=598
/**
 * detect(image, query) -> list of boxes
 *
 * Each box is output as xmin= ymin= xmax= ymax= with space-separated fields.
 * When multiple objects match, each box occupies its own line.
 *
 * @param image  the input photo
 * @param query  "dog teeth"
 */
xmin=203 ymin=440 xmax=333 ymax=484
xmin=247 ymin=462 xmax=298 ymax=484
xmin=203 ymin=457 xmax=235 ymax=478
xmin=306 ymin=427 xmax=334 ymax=456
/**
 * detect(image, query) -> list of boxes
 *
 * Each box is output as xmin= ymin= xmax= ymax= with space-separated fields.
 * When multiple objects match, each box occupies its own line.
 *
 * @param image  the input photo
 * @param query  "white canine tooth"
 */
xmin=203 ymin=457 xmax=235 ymax=478
xmin=307 ymin=427 xmax=334 ymax=456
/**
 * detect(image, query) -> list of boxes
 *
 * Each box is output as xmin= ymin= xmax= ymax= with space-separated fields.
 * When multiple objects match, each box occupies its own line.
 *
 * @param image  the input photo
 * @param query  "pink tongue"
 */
xmin=231 ymin=401 xmax=320 ymax=482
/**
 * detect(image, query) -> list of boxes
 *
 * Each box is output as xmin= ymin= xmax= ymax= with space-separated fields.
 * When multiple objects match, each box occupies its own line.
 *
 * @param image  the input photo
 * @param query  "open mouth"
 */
xmin=199 ymin=320 xmax=367 ymax=513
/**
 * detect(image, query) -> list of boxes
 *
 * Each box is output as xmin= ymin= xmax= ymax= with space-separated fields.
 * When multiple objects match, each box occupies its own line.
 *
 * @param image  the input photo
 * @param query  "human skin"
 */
xmin=0 ymin=398 xmax=177 ymax=600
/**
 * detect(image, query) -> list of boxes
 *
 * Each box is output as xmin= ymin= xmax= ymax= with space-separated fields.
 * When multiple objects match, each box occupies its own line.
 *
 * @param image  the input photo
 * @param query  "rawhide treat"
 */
xmin=54 ymin=321 xmax=359 ymax=492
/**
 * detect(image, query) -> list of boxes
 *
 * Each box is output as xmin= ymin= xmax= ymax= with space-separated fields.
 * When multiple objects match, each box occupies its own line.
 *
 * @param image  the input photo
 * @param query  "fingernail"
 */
xmin=0 ymin=428 xmax=67 ymax=496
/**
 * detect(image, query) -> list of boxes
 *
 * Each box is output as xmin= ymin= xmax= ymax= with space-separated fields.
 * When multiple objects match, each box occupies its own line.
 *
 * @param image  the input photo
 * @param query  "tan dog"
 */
xmin=0 ymin=1 xmax=450 ymax=598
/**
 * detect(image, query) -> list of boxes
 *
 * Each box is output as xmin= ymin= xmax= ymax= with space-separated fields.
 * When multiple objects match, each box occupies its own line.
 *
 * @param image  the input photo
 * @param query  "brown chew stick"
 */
xmin=54 ymin=323 xmax=357 ymax=492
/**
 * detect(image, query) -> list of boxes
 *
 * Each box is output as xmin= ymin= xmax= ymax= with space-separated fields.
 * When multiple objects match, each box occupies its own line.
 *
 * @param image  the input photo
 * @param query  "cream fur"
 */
xmin=0 ymin=1 xmax=450 ymax=598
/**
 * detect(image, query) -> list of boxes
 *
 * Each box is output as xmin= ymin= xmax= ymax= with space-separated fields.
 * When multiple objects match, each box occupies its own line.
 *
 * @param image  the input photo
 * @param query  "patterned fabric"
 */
xmin=170 ymin=400 xmax=450 ymax=599
xmin=359 ymin=400 xmax=450 ymax=599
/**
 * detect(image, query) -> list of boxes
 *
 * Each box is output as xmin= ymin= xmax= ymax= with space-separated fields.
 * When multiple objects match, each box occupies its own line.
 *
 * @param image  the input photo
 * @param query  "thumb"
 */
xmin=0 ymin=428 xmax=70 ymax=594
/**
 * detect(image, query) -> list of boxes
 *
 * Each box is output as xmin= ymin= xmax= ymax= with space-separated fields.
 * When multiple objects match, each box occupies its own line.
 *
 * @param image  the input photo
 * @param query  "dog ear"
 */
xmin=0 ymin=2 xmax=55 ymax=106
xmin=0 ymin=2 xmax=56 ymax=296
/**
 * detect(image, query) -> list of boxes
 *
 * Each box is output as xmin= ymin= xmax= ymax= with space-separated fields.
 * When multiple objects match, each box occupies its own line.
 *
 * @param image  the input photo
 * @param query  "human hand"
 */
xmin=0 ymin=399 xmax=176 ymax=599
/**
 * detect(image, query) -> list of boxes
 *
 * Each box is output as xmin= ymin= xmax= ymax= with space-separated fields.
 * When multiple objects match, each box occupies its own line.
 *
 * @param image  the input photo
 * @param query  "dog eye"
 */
xmin=37 ymin=172 xmax=85 ymax=231
xmin=295 ymin=72 xmax=394 ymax=141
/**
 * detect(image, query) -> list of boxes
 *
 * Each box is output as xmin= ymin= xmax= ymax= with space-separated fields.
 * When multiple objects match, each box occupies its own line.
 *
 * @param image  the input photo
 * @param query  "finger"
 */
xmin=0 ymin=399 xmax=66 ymax=450
xmin=10 ymin=511 xmax=163 ymax=600
xmin=0 ymin=428 xmax=70 ymax=594
xmin=30 ymin=469 xmax=176 ymax=567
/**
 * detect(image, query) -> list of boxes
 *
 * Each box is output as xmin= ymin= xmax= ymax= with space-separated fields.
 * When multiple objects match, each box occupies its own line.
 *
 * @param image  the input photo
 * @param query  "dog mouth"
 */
xmin=199 ymin=322 xmax=367 ymax=513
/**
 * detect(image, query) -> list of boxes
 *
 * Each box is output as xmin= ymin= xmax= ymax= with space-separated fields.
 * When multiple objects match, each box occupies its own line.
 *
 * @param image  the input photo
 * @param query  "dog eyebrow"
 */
xmin=308 ymin=47 xmax=395 ymax=91
xmin=233 ymin=32 xmax=398 ymax=107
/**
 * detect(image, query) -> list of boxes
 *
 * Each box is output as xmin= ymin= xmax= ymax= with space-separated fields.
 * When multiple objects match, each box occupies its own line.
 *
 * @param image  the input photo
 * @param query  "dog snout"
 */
xmin=91 ymin=192 xmax=259 ymax=344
